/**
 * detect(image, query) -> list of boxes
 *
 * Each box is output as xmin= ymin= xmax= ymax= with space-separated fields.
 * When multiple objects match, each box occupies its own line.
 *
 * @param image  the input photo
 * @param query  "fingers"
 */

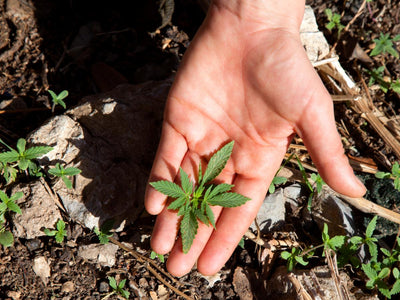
xmin=196 ymin=172 xmax=276 ymax=275
xmin=296 ymin=90 xmax=366 ymax=198
xmin=145 ymin=122 xmax=187 ymax=215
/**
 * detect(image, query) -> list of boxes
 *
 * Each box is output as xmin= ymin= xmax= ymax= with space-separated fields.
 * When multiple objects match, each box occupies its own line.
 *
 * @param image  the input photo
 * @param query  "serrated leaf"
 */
xmin=0 ymin=190 xmax=8 ymax=203
xmin=62 ymin=176 xmax=73 ymax=189
xmin=24 ymin=146 xmax=53 ymax=160
xmin=16 ymin=139 xmax=26 ymax=154
xmin=362 ymin=263 xmax=377 ymax=280
xmin=9 ymin=192 xmax=23 ymax=202
xmin=350 ymin=236 xmax=363 ymax=245
xmin=272 ymin=176 xmax=287 ymax=185
xmin=108 ymin=276 xmax=117 ymax=289
xmin=394 ymin=268 xmax=400 ymax=279
xmin=0 ymin=202 xmax=7 ymax=214
xmin=368 ymin=241 xmax=379 ymax=261
xmin=201 ymin=141 xmax=234 ymax=185
xmin=0 ymin=150 xmax=19 ymax=163
xmin=194 ymin=208 xmax=209 ymax=226
xmin=56 ymin=220 xmax=66 ymax=231
xmin=55 ymin=231 xmax=66 ymax=243
xmin=391 ymin=279 xmax=400 ymax=295
xmin=18 ymin=158 xmax=29 ymax=170
xmin=150 ymin=180 xmax=186 ymax=199
xmin=177 ymin=205 xmax=187 ymax=216
xmin=381 ymin=248 xmax=391 ymax=257
xmin=7 ymin=201 xmax=21 ymax=214
xmin=0 ymin=230 xmax=13 ymax=247
xmin=366 ymin=216 xmax=378 ymax=238
xmin=179 ymin=168 xmax=192 ymax=195
xmin=48 ymin=163 xmax=63 ymax=176
xmin=207 ymin=192 xmax=250 ymax=207
xmin=205 ymin=204 xmax=215 ymax=229
xmin=329 ymin=235 xmax=346 ymax=250
xmin=180 ymin=210 xmax=198 ymax=253
xmin=120 ymin=289 xmax=130 ymax=299
xmin=168 ymin=196 xmax=187 ymax=210
xmin=207 ymin=183 xmax=234 ymax=200
xmin=62 ymin=167 xmax=81 ymax=176
xmin=118 ymin=279 xmax=126 ymax=289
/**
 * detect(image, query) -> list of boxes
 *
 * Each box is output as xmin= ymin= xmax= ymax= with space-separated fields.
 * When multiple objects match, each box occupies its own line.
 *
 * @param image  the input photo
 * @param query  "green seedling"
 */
xmin=365 ymin=67 xmax=400 ymax=94
xmin=321 ymin=223 xmax=346 ymax=255
xmin=281 ymin=247 xmax=310 ymax=272
xmin=150 ymin=141 xmax=250 ymax=253
xmin=269 ymin=153 xmax=294 ymax=194
xmin=48 ymin=89 xmax=69 ymax=112
xmin=310 ymin=173 xmax=326 ymax=194
xmin=0 ymin=138 xmax=53 ymax=181
xmin=150 ymin=250 xmax=165 ymax=263
xmin=362 ymin=263 xmax=391 ymax=297
xmin=0 ymin=190 xmax=23 ymax=247
xmin=44 ymin=219 xmax=67 ymax=244
xmin=375 ymin=161 xmax=400 ymax=191
xmin=269 ymin=176 xmax=287 ymax=194
xmin=94 ymin=219 xmax=114 ymax=244
xmin=48 ymin=163 xmax=81 ymax=189
xmin=370 ymin=33 xmax=400 ymax=58
xmin=238 ymin=236 xmax=245 ymax=249
xmin=107 ymin=276 xmax=130 ymax=299
xmin=325 ymin=8 xmax=345 ymax=36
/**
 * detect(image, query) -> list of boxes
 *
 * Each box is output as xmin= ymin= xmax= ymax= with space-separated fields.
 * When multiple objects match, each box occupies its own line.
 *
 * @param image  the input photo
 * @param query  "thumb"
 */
xmin=296 ymin=90 xmax=366 ymax=198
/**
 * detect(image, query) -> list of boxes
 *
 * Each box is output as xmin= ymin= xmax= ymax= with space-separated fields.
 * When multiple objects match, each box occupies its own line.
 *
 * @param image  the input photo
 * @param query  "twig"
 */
xmin=325 ymin=249 xmax=351 ymax=300
xmin=109 ymin=237 xmax=194 ymax=300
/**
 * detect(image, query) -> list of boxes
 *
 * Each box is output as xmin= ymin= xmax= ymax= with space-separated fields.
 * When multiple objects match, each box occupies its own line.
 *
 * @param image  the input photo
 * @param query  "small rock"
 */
xmin=157 ymin=285 xmax=169 ymax=300
xmin=198 ymin=272 xmax=222 ymax=288
xmin=7 ymin=291 xmax=21 ymax=300
xmin=25 ymin=239 xmax=42 ymax=252
xmin=61 ymin=281 xmax=75 ymax=293
xmin=78 ymin=243 xmax=119 ymax=267
xmin=139 ymin=277 xmax=149 ymax=289
xmin=32 ymin=256 xmax=51 ymax=285
xmin=99 ymin=281 xmax=109 ymax=293
xmin=250 ymin=183 xmax=302 ymax=233
xmin=12 ymin=182 xmax=62 ymax=239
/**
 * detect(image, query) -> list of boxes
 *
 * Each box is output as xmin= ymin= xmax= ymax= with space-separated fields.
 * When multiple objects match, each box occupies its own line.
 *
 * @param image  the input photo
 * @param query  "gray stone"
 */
xmin=78 ymin=243 xmax=119 ymax=267
xmin=250 ymin=183 xmax=302 ymax=233
xmin=12 ymin=181 xmax=62 ymax=239
xmin=28 ymin=80 xmax=171 ymax=230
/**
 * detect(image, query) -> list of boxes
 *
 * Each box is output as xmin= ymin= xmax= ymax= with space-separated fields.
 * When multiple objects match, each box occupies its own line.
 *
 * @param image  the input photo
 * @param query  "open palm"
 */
xmin=145 ymin=4 xmax=365 ymax=277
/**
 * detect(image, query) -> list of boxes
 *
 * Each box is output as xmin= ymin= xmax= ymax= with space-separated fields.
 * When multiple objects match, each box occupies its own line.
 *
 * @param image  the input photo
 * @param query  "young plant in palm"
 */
xmin=150 ymin=141 xmax=250 ymax=253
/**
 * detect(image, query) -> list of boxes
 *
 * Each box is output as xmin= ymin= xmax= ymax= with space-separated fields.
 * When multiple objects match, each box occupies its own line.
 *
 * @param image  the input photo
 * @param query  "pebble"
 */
xmin=98 ymin=281 xmax=109 ymax=293
xmin=61 ymin=281 xmax=75 ymax=293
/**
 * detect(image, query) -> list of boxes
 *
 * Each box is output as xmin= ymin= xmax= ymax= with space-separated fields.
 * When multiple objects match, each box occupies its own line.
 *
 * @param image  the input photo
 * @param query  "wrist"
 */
xmin=211 ymin=0 xmax=305 ymax=33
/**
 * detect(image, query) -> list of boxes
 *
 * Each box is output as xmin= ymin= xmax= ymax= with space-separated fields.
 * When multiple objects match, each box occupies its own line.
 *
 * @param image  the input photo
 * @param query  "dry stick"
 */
xmin=108 ymin=237 xmax=194 ymax=300
xmin=328 ymin=0 xmax=367 ymax=56
xmin=279 ymin=166 xmax=400 ymax=224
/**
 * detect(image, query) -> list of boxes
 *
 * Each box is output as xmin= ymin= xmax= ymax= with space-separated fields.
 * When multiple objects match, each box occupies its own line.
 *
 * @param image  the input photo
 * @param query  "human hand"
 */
xmin=145 ymin=0 xmax=366 ymax=277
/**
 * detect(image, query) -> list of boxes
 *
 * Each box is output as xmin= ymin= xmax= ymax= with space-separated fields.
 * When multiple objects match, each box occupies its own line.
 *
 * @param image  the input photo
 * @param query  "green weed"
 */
xmin=48 ymin=90 xmax=69 ymax=112
xmin=48 ymin=163 xmax=81 ymax=189
xmin=370 ymin=33 xmax=400 ymax=58
xmin=44 ymin=219 xmax=67 ymax=244
xmin=107 ymin=276 xmax=130 ymax=299
xmin=325 ymin=8 xmax=345 ymax=36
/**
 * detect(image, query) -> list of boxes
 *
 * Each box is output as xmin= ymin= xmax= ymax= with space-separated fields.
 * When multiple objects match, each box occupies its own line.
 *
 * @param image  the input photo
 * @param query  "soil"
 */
xmin=0 ymin=0 xmax=400 ymax=299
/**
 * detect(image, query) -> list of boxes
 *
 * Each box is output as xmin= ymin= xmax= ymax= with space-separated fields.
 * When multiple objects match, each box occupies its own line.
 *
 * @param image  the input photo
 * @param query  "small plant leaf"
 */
xmin=24 ymin=146 xmax=53 ymax=160
xmin=44 ymin=228 xmax=57 ymax=236
xmin=61 ymin=176 xmax=73 ymax=189
xmin=206 ymin=183 xmax=234 ymax=200
xmin=179 ymin=168 xmax=193 ymax=195
xmin=201 ymin=141 xmax=234 ymax=185
xmin=207 ymin=192 xmax=250 ymax=207
xmin=205 ymin=204 xmax=215 ymax=229
xmin=16 ymin=139 xmax=26 ymax=154
xmin=108 ymin=276 xmax=117 ymax=290
xmin=366 ymin=216 xmax=378 ymax=238
xmin=0 ymin=150 xmax=19 ymax=163
xmin=375 ymin=171 xmax=391 ymax=179
xmin=150 ymin=180 xmax=186 ymax=199
xmin=194 ymin=208 xmax=209 ymax=226
xmin=62 ymin=167 xmax=81 ymax=176
xmin=167 ymin=196 xmax=187 ymax=210
xmin=58 ymin=90 xmax=69 ymax=100
xmin=0 ymin=230 xmax=14 ymax=247
xmin=7 ymin=201 xmax=21 ymax=214
xmin=181 ymin=210 xmax=198 ymax=254
xmin=150 ymin=251 xmax=157 ymax=259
